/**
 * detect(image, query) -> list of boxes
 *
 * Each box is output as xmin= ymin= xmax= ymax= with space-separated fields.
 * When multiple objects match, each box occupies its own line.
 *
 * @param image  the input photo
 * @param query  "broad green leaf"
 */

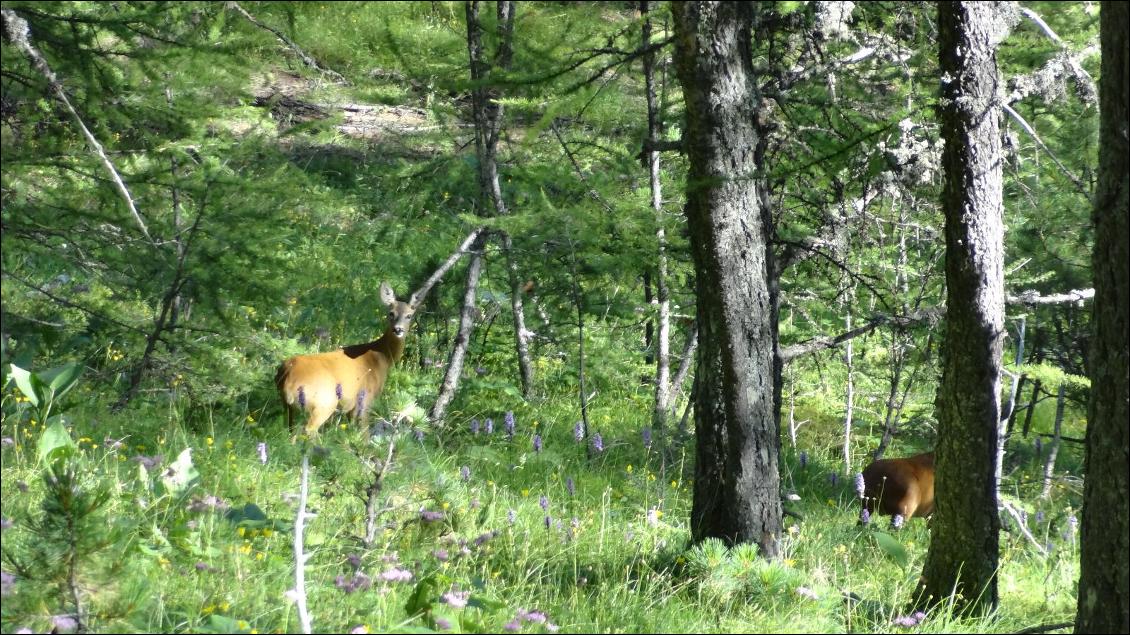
xmin=37 ymin=419 xmax=77 ymax=465
xmin=405 ymin=572 xmax=439 ymax=616
xmin=41 ymin=362 xmax=82 ymax=399
xmin=10 ymin=364 xmax=41 ymax=407
xmin=872 ymin=531 xmax=909 ymax=570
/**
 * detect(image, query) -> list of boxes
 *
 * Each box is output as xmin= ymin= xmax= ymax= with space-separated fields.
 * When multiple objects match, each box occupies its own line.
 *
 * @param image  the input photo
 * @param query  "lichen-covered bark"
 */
xmin=918 ymin=0 xmax=1014 ymax=614
xmin=1076 ymin=3 xmax=1130 ymax=632
xmin=672 ymin=1 xmax=782 ymax=557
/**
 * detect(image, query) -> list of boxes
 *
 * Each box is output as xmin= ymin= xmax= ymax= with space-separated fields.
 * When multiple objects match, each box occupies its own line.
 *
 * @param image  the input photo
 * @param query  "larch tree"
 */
xmin=917 ymin=0 xmax=1016 ymax=614
xmin=1075 ymin=1 xmax=1129 ymax=632
xmin=672 ymin=0 xmax=782 ymax=557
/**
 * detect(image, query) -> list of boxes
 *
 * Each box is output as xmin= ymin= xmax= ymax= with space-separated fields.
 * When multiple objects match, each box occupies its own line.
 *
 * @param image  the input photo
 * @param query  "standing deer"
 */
xmin=276 ymin=282 xmax=418 ymax=438
xmin=861 ymin=451 xmax=936 ymax=522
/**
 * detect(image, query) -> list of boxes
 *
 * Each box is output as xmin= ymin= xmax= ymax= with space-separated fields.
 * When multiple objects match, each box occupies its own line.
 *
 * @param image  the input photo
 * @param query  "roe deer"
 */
xmin=276 ymin=282 xmax=417 ymax=438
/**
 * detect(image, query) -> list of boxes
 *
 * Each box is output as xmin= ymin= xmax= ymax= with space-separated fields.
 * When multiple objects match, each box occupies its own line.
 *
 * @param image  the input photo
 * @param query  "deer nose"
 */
xmin=395 ymin=327 xmax=405 ymax=337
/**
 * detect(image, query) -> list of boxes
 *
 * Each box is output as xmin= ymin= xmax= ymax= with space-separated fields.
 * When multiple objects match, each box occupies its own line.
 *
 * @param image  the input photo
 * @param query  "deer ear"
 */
xmin=379 ymin=282 xmax=396 ymax=308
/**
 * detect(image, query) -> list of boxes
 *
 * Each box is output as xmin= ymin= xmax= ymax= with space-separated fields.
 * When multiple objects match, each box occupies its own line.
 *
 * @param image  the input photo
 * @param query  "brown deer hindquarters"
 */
xmin=276 ymin=281 xmax=416 ymax=438
xmin=861 ymin=451 xmax=936 ymax=520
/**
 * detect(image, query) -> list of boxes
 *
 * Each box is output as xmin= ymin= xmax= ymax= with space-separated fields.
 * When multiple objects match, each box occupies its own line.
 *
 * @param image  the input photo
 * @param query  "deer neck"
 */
xmin=373 ymin=327 xmax=406 ymax=363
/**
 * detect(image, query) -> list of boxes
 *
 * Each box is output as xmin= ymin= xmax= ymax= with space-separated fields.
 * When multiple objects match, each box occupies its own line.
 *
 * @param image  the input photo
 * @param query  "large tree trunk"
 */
xmin=917 ymin=1 xmax=1013 ymax=614
xmin=1076 ymin=2 xmax=1129 ymax=631
xmin=672 ymin=1 xmax=782 ymax=557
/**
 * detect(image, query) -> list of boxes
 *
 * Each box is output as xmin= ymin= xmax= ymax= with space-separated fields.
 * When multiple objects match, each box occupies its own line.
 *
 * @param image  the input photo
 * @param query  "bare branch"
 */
xmin=1007 ymin=288 xmax=1094 ymax=306
xmin=227 ymin=1 xmax=348 ymax=85
xmin=3 ymin=8 xmax=155 ymax=247
xmin=781 ymin=287 xmax=1093 ymax=362
xmin=409 ymin=227 xmax=487 ymax=305
xmin=999 ymin=499 xmax=1050 ymax=556
xmin=1002 ymin=103 xmax=1089 ymax=197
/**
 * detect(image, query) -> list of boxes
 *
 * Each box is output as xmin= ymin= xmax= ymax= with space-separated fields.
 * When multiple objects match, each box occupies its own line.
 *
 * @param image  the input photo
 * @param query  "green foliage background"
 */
xmin=1 ymin=1 xmax=1098 ymax=632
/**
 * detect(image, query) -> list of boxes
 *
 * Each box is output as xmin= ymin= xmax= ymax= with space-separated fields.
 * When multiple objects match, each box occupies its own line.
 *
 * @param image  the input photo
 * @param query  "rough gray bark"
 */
xmin=428 ymin=238 xmax=485 ymax=423
xmin=642 ymin=0 xmax=673 ymax=433
xmin=673 ymin=1 xmax=782 ymax=557
xmin=917 ymin=1 xmax=1014 ymax=615
xmin=1076 ymin=2 xmax=1129 ymax=631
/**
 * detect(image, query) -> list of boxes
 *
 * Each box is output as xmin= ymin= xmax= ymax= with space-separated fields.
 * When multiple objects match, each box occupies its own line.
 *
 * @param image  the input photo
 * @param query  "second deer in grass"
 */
xmin=276 ymin=282 xmax=418 ymax=438
xmin=861 ymin=451 xmax=936 ymax=522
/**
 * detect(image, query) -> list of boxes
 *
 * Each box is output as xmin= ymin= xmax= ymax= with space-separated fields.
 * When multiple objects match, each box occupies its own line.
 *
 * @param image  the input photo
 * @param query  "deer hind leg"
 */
xmin=302 ymin=404 xmax=336 ymax=439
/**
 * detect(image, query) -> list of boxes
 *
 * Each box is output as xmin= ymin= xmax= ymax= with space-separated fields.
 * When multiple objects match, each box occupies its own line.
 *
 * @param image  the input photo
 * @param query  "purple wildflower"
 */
xmin=574 ymin=421 xmax=585 ymax=442
xmin=257 ymin=442 xmax=268 ymax=465
xmin=186 ymin=495 xmax=229 ymax=513
xmin=378 ymin=567 xmax=413 ymax=582
xmin=436 ymin=617 xmax=453 ymax=631
xmin=350 ymin=627 xmax=369 ymax=634
xmin=913 ymin=611 xmax=927 ymax=622
xmin=503 ymin=620 xmax=521 ymax=632
xmin=434 ymin=549 xmax=449 ymax=562
xmin=566 ymin=477 xmax=575 ymax=497
xmin=799 ymin=450 xmax=808 ymax=468
xmin=420 ymin=510 xmax=444 ymax=523
xmin=131 ymin=454 xmax=165 ymax=471
xmin=335 ymin=572 xmax=372 ymax=593
xmin=533 ymin=434 xmax=543 ymax=453
xmin=1035 ymin=510 xmax=1045 ymax=525
xmin=194 ymin=561 xmax=212 ymax=572
xmin=485 ymin=418 xmax=494 ymax=434
xmin=1 ymin=437 xmax=13 ymax=447
xmin=355 ymin=389 xmax=367 ymax=417
xmin=347 ymin=554 xmax=362 ymax=570
xmin=52 ymin=616 xmax=78 ymax=634
xmin=540 ymin=495 xmax=550 ymax=512
xmin=1 ymin=518 xmax=12 ymax=530
xmin=642 ymin=427 xmax=653 ymax=449
xmin=544 ymin=515 xmax=552 ymax=530
xmin=473 ymin=530 xmax=497 ymax=547
xmin=442 ymin=590 xmax=470 ymax=608
xmin=471 ymin=418 xmax=480 ymax=435
xmin=891 ymin=514 xmax=905 ymax=529
xmin=591 ymin=433 xmax=603 ymax=453
xmin=414 ymin=428 xmax=425 ymax=443
xmin=860 ymin=508 xmax=871 ymax=525
xmin=461 ymin=465 xmax=471 ymax=482
xmin=505 ymin=411 xmax=516 ymax=439
xmin=1066 ymin=514 xmax=1079 ymax=540
xmin=517 ymin=609 xmax=548 ymax=624
xmin=854 ymin=473 xmax=866 ymax=499
xmin=892 ymin=615 xmax=918 ymax=627
xmin=508 ymin=509 xmax=517 ymax=525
